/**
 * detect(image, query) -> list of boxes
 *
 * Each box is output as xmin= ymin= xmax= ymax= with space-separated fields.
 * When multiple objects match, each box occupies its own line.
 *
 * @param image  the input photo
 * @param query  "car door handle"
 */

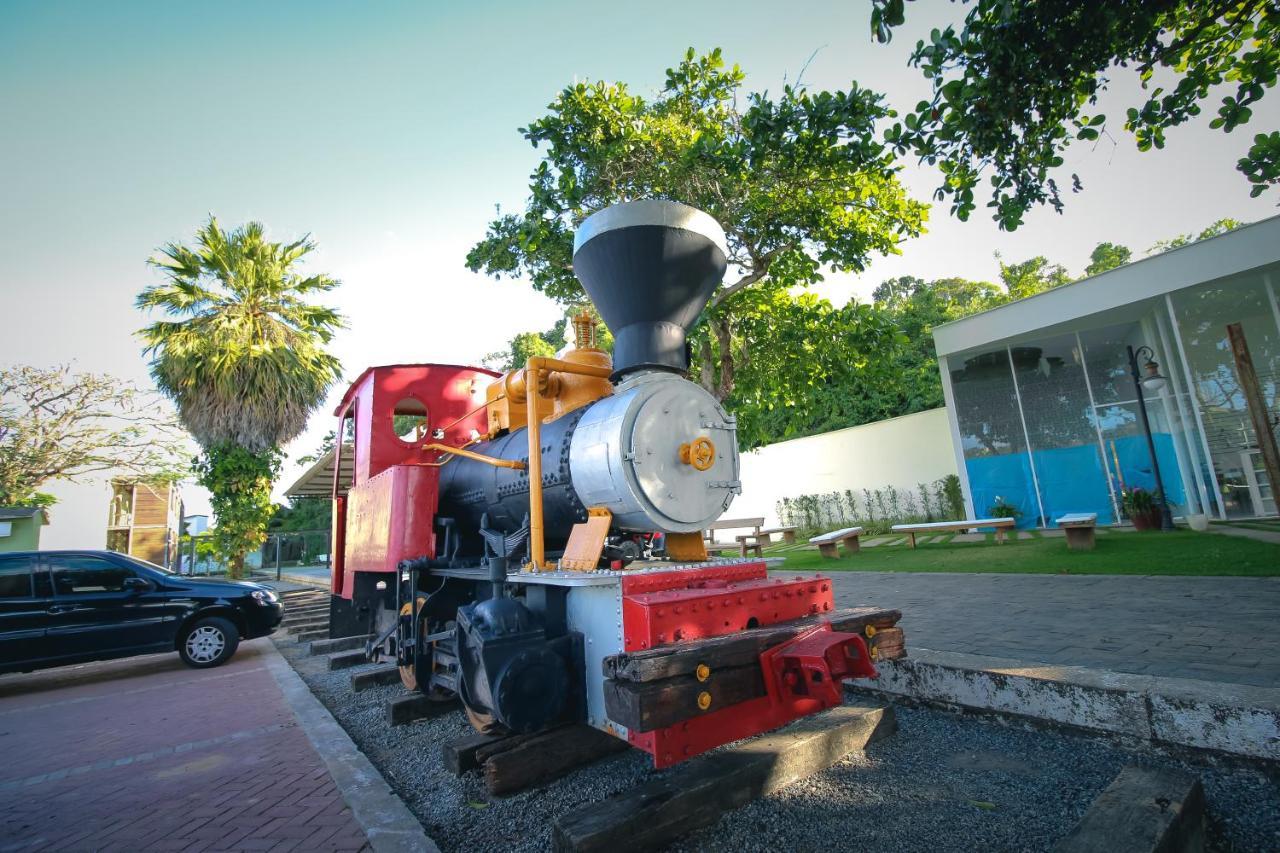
xmin=47 ymin=604 xmax=81 ymax=614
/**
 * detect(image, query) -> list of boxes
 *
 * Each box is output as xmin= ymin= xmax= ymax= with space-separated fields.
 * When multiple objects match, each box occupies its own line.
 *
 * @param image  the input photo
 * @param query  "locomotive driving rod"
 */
xmin=523 ymin=355 xmax=613 ymax=571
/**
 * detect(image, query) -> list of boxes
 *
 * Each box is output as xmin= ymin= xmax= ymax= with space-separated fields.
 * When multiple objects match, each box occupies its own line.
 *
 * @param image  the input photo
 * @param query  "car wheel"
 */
xmin=179 ymin=617 xmax=240 ymax=668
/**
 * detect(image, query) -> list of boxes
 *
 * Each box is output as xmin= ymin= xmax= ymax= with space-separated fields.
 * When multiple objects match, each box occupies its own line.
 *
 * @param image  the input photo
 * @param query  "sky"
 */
xmin=2 ymin=0 xmax=1277 ymax=547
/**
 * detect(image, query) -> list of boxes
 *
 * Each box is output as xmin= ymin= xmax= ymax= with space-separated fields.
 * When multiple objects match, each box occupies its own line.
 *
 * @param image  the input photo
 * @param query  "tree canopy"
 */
xmin=467 ymin=47 xmax=927 ymax=399
xmin=871 ymin=0 xmax=1279 ymax=229
xmin=0 ymin=365 xmax=188 ymax=507
xmin=1148 ymin=216 xmax=1249 ymax=252
xmin=138 ymin=218 xmax=345 ymax=453
xmin=1085 ymin=242 xmax=1134 ymax=276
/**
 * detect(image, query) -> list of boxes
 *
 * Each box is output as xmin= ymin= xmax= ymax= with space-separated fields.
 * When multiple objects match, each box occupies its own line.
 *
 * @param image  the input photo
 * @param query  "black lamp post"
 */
xmin=1126 ymin=344 xmax=1175 ymax=531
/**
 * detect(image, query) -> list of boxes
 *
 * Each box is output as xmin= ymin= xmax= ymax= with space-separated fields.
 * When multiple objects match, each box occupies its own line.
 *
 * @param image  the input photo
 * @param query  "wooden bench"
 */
xmin=808 ymin=526 xmax=865 ymax=558
xmin=703 ymin=517 xmax=767 ymax=557
xmin=891 ymin=517 xmax=1017 ymax=548
xmin=760 ymin=526 xmax=798 ymax=545
xmin=1056 ymin=512 xmax=1098 ymax=551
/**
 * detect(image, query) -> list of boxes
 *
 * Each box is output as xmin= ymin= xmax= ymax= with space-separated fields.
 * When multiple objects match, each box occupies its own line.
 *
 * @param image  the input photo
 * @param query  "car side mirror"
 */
xmin=123 ymin=577 xmax=153 ymax=592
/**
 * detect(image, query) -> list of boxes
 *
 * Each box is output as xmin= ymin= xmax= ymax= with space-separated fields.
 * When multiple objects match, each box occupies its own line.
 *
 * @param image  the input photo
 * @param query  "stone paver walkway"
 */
xmin=818 ymin=572 xmax=1280 ymax=688
xmin=1211 ymin=524 xmax=1280 ymax=544
xmin=0 ymin=640 xmax=370 ymax=852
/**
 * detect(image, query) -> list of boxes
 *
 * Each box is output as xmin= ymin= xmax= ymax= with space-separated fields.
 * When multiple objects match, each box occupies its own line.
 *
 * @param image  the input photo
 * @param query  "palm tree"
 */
xmin=137 ymin=218 xmax=344 ymax=575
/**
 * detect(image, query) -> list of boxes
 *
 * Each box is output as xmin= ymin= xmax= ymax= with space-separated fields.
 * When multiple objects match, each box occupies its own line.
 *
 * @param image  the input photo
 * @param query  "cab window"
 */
xmin=0 ymin=555 xmax=33 ymax=598
xmin=47 ymin=555 xmax=137 ymax=595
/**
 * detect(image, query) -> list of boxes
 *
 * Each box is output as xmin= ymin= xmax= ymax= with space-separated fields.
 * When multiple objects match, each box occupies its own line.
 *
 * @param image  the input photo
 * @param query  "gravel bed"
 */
xmin=275 ymin=637 xmax=1279 ymax=852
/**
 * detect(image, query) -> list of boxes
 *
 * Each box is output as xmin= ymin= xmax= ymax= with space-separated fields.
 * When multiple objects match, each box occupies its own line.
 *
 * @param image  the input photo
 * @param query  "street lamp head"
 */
xmin=1140 ymin=357 xmax=1168 ymax=393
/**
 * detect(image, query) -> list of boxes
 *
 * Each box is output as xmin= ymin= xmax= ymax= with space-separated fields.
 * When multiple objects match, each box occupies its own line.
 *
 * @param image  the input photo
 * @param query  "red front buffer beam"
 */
xmin=760 ymin=622 xmax=878 ymax=716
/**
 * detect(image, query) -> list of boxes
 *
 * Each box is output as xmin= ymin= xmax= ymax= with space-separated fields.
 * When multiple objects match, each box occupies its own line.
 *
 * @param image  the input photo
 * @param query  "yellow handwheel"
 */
xmin=679 ymin=436 xmax=716 ymax=471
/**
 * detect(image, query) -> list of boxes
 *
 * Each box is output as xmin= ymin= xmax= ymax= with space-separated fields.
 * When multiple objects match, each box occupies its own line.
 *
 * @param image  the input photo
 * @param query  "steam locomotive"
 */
xmin=325 ymin=200 xmax=876 ymax=767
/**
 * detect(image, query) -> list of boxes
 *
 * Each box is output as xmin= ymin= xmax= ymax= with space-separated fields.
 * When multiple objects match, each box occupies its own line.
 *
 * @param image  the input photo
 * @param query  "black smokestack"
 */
xmin=573 ymin=200 xmax=728 ymax=379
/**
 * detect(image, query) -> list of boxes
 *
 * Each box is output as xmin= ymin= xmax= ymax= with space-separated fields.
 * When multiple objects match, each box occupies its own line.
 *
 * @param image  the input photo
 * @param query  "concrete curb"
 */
xmin=263 ymin=642 xmax=440 ymax=853
xmin=846 ymin=648 xmax=1280 ymax=762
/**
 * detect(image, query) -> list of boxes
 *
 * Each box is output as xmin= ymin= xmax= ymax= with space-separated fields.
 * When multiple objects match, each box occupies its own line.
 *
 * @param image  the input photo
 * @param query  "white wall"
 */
xmin=731 ymin=408 xmax=959 ymax=527
xmin=39 ymin=479 xmax=114 ymax=550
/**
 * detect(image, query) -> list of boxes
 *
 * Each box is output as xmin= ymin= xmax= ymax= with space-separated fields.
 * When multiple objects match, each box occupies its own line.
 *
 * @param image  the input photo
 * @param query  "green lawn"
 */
xmin=766 ymin=529 xmax=1280 ymax=576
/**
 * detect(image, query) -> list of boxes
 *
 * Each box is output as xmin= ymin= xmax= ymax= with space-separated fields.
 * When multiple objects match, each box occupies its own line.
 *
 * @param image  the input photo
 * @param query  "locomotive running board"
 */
xmin=429 ymin=556 xmax=785 ymax=586
xmin=552 ymin=702 xmax=896 ymax=852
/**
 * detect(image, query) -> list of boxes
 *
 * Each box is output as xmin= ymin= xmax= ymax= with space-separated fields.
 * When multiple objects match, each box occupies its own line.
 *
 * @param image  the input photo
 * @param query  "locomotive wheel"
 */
xmin=398 ymin=596 xmax=427 ymax=691
xmin=465 ymin=704 xmax=501 ymax=734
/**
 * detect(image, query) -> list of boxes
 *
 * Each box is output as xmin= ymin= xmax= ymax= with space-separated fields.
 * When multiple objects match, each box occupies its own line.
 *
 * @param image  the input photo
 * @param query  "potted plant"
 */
xmin=987 ymin=497 xmax=1022 ymax=521
xmin=1121 ymin=487 xmax=1163 ymax=530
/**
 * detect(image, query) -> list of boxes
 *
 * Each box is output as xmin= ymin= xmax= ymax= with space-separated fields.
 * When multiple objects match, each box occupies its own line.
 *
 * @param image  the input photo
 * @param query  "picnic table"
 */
xmin=702 ymin=518 xmax=801 ymax=556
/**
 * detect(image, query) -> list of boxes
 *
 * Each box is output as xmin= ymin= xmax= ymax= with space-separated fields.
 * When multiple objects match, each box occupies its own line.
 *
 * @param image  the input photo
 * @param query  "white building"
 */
xmin=934 ymin=216 xmax=1280 ymax=526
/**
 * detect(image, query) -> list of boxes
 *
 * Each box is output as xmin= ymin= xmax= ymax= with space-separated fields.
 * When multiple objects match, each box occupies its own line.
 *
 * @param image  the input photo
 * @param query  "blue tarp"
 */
xmin=965 ymin=434 xmax=1184 ymax=528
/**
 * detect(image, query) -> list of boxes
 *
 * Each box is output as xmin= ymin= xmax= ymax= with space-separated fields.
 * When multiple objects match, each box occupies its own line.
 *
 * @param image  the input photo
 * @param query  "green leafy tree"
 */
xmin=872 ymin=276 xmax=1004 ymax=416
xmin=728 ymin=291 xmax=907 ymax=449
xmin=137 ymin=218 xmax=344 ymax=577
xmin=1148 ymin=217 xmax=1249 ymax=253
xmin=467 ymin=48 xmax=926 ymax=400
xmin=997 ymin=254 xmax=1071 ymax=300
xmin=483 ymin=310 xmax=614 ymax=372
xmin=269 ymin=496 xmax=332 ymax=532
xmin=870 ymin=1 xmax=1280 ymax=228
xmin=1085 ymin=242 xmax=1133 ymax=276
xmin=0 ymin=365 xmax=188 ymax=507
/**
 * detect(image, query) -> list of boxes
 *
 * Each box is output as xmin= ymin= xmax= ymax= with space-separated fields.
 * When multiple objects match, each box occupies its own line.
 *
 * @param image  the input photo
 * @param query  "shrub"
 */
xmin=779 ymin=475 xmax=962 ymax=540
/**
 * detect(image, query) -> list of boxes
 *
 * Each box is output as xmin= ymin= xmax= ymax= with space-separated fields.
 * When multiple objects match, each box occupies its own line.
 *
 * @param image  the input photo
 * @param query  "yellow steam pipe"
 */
xmin=523 ymin=355 xmax=613 ymax=571
xmin=418 ymin=444 xmax=526 ymax=470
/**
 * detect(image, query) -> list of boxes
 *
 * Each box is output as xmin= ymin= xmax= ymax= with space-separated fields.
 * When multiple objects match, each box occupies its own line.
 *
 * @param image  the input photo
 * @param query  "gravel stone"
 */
xmin=275 ymin=638 xmax=1279 ymax=852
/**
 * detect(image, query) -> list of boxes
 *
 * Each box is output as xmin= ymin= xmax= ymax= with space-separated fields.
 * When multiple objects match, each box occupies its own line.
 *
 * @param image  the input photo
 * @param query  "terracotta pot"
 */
xmin=1129 ymin=508 xmax=1163 ymax=531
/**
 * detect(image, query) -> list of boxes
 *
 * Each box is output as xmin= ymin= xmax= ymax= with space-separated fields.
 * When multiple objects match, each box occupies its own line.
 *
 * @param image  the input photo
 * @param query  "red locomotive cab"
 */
xmin=330 ymin=364 xmax=498 ymax=600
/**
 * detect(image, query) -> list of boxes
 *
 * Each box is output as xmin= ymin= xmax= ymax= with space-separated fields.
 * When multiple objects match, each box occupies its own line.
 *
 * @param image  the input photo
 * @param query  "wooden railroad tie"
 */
xmin=385 ymin=693 xmax=460 ymax=727
xmin=350 ymin=664 xmax=401 ymax=692
xmin=439 ymin=724 xmax=629 ymax=796
xmin=308 ymin=635 xmax=366 ymax=656
xmin=326 ymin=649 xmax=369 ymax=671
xmin=552 ymin=702 xmax=896 ymax=852
xmin=1053 ymin=766 xmax=1205 ymax=853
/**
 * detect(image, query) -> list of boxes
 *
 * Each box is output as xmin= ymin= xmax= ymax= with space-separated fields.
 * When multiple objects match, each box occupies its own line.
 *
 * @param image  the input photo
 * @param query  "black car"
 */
xmin=0 ymin=550 xmax=285 ymax=674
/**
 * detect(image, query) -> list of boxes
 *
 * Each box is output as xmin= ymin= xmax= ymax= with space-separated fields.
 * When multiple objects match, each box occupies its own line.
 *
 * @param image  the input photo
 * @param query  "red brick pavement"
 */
xmin=0 ymin=641 xmax=370 ymax=852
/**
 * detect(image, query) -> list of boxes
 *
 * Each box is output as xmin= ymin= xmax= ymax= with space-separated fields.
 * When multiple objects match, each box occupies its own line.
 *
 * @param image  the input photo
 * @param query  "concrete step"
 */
xmin=294 ymin=628 xmax=329 ymax=643
xmin=284 ymin=605 xmax=328 ymax=616
xmin=285 ymin=617 xmax=329 ymax=630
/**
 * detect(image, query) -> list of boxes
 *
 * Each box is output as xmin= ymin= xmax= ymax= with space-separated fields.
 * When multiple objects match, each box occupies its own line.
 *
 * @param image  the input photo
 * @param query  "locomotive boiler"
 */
xmin=322 ymin=199 xmax=878 ymax=767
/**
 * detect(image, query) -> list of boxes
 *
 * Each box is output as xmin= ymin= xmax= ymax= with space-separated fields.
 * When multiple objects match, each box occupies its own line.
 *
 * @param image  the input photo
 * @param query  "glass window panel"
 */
xmin=1011 ymin=334 xmax=1115 ymax=525
xmin=48 ymin=555 xmax=136 ymax=595
xmin=1080 ymin=319 xmax=1199 ymax=519
xmin=0 ymin=556 xmax=33 ymax=598
xmin=948 ymin=348 xmax=1038 ymax=525
xmin=1171 ymin=269 xmax=1280 ymax=518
